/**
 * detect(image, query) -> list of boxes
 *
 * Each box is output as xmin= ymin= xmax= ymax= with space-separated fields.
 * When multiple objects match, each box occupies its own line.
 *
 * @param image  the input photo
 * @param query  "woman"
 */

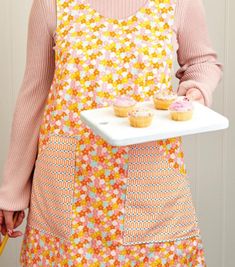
xmin=0 ymin=0 xmax=222 ymax=265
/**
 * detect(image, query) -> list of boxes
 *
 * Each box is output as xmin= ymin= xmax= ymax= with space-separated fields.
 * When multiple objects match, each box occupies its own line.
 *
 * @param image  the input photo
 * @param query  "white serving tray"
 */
xmin=80 ymin=99 xmax=229 ymax=146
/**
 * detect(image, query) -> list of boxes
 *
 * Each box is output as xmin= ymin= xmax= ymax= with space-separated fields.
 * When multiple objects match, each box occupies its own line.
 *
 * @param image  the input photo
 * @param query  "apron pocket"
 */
xmin=27 ymin=133 xmax=77 ymax=241
xmin=122 ymin=140 xmax=200 ymax=245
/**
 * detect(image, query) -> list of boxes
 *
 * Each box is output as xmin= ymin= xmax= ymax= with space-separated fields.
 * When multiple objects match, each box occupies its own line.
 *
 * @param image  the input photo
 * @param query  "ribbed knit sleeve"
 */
xmin=175 ymin=0 xmax=223 ymax=107
xmin=0 ymin=0 xmax=55 ymax=211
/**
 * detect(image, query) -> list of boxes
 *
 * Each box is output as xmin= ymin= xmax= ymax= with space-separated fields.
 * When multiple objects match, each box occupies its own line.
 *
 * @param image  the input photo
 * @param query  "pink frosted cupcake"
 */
xmin=169 ymin=97 xmax=193 ymax=121
xmin=113 ymin=96 xmax=136 ymax=117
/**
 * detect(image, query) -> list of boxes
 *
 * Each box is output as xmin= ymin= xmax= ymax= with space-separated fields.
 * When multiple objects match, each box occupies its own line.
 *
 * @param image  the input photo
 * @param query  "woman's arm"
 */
xmin=0 ymin=0 xmax=55 ymax=211
xmin=176 ymin=0 xmax=223 ymax=107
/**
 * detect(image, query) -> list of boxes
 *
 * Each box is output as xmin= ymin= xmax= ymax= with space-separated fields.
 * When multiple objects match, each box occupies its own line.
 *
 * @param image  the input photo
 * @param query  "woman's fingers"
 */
xmin=13 ymin=211 xmax=25 ymax=228
xmin=1 ymin=210 xmax=24 ymax=238
xmin=0 ymin=210 xmax=3 ymax=242
xmin=3 ymin=210 xmax=14 ymax=236
xmin=186 ymin=88 xmax=205 ymax=105
xmin=0 ymin=210 xmax=3 ymax=227
xmin=178 ymin=87 xmax=205 ymax=105
xmin=5 ymin=230 xmax=23 ymax=238
xmin=186 ymin=88 xmax=201 ymax=100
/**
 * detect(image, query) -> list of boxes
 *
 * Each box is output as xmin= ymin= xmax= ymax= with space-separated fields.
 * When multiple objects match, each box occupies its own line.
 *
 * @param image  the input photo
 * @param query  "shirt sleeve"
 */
xmin=175 ymin=0 xmax=223 ymax=107
xmin=0 ymin=0 xmax=55 ymax=211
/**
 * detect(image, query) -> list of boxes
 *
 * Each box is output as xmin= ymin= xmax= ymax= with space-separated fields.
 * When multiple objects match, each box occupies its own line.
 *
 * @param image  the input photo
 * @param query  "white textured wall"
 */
xmin=0 ymin=0 xmax=234 ymax=266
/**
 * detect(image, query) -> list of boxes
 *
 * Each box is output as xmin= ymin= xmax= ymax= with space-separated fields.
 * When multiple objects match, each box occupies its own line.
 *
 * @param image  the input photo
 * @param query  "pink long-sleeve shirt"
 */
xmin=0 ymin=0 xmax=223 ymax=211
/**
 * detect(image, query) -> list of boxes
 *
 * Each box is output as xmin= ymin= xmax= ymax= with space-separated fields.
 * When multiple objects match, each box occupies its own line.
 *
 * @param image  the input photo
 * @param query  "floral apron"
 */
xmin=20 ymin=0 xmax=206 ymax=266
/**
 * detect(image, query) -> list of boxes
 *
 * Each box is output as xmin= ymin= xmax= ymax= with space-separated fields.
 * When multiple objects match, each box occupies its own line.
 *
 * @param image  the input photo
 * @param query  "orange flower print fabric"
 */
xmin=20 ymin=226 xmax=206 ymax=266
xmin=158 ymin=137 xmax=187 ymax=175
xmin=19 ymin=0 xmax=207 ymax=266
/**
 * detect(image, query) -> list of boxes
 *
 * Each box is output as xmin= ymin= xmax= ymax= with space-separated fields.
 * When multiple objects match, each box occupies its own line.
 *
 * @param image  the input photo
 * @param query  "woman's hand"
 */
xmin=0 ymin=210 xmax=25 ymax=241
xmin=185 ymin=88 xmax=205 ymax=105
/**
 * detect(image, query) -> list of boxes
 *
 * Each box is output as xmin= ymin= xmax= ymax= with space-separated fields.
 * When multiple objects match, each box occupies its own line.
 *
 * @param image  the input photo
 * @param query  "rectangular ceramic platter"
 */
xmin=80 ymin=100 xmax=229 ymax=146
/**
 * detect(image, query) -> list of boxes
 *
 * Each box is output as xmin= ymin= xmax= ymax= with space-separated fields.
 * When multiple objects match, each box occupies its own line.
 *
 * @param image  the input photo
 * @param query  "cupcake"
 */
xmin=169 ymin=97 xmax=193 ymax=121
xmin=113 ymin=96 xmax=137 ymax=117
xmin=128 ymin=107 xmax=154 ymax=128
xmin=153 ymin=90 xmax=177 ymax=110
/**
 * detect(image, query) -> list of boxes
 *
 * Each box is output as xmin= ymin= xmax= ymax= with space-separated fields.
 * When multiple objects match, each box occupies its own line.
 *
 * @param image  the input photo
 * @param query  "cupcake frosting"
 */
xmin=113 ymin=96 xmax=136 ymax=107
xmin=169 ymin=97 xmax=193 ymax=112
xmin=129 ymin=107 xmax=154 ymax=117
xmin=154 ymin=90 xmax=177 ymax=100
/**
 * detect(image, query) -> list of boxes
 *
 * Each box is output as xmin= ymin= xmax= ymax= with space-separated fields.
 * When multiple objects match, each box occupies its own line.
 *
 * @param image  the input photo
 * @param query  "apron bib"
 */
xmin=20 ymin=0 xmax=206 ymax=265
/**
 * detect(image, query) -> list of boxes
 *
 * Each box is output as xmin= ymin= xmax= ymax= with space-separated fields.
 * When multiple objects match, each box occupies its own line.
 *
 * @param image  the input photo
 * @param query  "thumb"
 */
xmin=186 ymin=88 xmax=202 ymax=101
xmin=3 ymin=210 xmax=14 ymax=236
